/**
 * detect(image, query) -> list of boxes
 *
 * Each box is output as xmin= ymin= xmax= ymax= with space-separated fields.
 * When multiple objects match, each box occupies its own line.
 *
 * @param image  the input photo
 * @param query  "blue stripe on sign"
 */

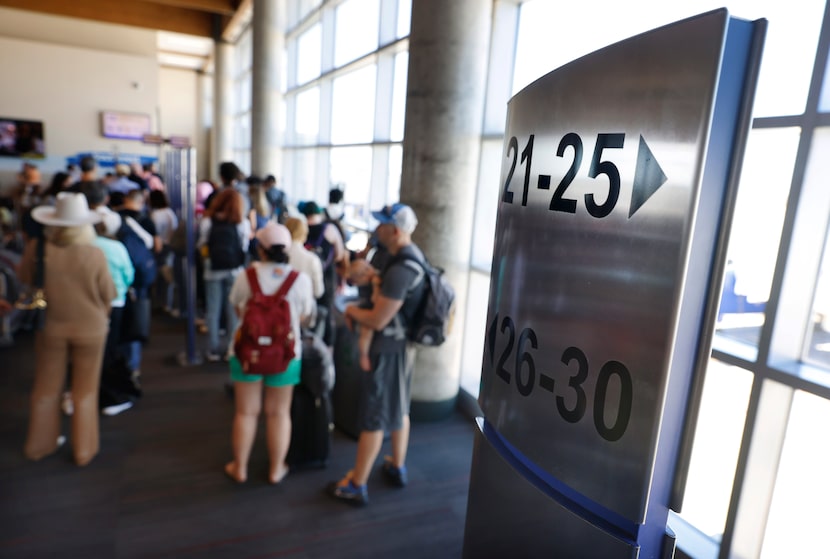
xmin=478 ymin=417 xmax=640 ymax=546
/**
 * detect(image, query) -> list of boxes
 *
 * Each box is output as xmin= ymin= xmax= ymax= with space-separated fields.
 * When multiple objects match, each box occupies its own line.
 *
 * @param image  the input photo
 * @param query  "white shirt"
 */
xmin=151 ymin=207 xmax=178 ymax=244
xmin=288 ymin=240 xmax=324 ymax=299
xmin=228 ymin=262 xmax=315 ymax=357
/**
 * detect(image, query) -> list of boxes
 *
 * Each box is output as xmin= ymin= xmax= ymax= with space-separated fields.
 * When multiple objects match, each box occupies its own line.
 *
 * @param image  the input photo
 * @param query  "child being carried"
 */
xmin=347 ymin=258 xmax=380 ymax=372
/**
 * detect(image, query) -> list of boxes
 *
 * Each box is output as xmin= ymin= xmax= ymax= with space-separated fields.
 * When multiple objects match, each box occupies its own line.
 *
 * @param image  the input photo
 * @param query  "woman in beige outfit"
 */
xmin=19 ymin=192 xmax=116 ymax=466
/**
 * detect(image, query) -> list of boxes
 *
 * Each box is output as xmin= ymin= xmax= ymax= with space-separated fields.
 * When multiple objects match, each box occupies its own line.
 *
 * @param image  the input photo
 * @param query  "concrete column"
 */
xmin=196 ymin=70 xmax=212 ymax=181
xmin=212 ymin=39 xmax=234 ymax=173
xmin=251 ymin=0 xmax=284 ymax=177
xmin=401 ymin=0 xmax=492 ymax=420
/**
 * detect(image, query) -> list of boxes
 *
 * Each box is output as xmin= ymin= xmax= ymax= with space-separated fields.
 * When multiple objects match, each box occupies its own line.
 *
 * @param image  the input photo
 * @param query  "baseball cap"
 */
xmin=371 ymin=203 xmax=418 ymax=234
xmin=298 ymin=201 xmax=323 ymax=216
xmin=255 ymin=222 xmax=292 ymax=249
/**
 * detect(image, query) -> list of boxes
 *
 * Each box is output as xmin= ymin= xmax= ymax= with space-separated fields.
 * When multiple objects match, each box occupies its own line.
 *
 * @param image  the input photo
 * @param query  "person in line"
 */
xmin=127 ymin=163 xmax=149 ymax=192
xmin=284 ymin=216 xmax=324 ymax=310
xmin=41 ymin=172 xmax=72 ymax=206
xmin=92 ymin=204 xmax=137 ymax=416
xmin=19 ymin=192 xmax=116 ymax=466
xmin=197 ymin=188 xmax=250 ymax=362
xmin=206 ymin=162 xmax=249 ymax=218
xmin=108 ymin=164 xmax=141 ymax=197
xmin=299 ymin=201 xmax=348 ymax=348
xmin=195 ymin=179 xmax=216 ymax=218
xmin=225 ymin=222 xmax=315 ymax=484
xmin=142 ymin=162 xmax=165 ymax=192
xmin=80 ymin=181 xmax=137 ymax=416
xmin=12 ymin=163 xmax=43 ymax=220
xmin=264 ymin=175 xmax=287 ymax=224
xmin=117 ymin=189 xmax=158 ymax=384
xmin=246 ymin=176 xmax=272 ymax=261
xmin=148 ymin=190 xmax=178 ymax=312
xmin=75 ymin=155 xmax=98 ymax=186
xmin=327 ymin=203 xmax=425 ymax=506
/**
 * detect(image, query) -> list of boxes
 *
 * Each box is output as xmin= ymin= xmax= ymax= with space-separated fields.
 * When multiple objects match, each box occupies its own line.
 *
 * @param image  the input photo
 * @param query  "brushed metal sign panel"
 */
xmin=463 ymin=428 xmax=639 ymax=559
xmin=479 ymin=9 xmax=729 ymax=522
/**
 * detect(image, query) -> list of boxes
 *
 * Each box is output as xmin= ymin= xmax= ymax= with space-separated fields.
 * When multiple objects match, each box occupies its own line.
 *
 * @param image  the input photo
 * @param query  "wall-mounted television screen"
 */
xmin=100 ymin=111 xmax=151 ymax=141
xmin=0 ymin=118 xmax=45 ymax=158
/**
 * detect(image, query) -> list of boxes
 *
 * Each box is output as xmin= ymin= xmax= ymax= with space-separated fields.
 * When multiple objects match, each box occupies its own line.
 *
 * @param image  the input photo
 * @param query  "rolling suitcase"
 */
xmin=331 ymin=313 xmax=364 ymax=439
xmin=287 ymin=331 xmax=334 ymax=469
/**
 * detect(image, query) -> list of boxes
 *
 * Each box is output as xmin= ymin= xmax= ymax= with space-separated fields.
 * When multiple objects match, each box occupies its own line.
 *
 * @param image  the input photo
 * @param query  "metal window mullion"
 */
xmin=314 ymin=146 xmax=330 ymax=202
xmin=318 ymin=79 xmax=333 ymax=146
xmin=320 ymin=4 xmax=335 ymax=74
xmin=720 ymin=377 xmax=794 ymax=559
xmin=374 ymin=52 xmax=394 ymax=142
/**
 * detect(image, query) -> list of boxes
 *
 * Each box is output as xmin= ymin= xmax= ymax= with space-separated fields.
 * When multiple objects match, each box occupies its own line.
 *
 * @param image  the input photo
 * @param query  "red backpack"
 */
xmin=234 ymin=268 xmax=298 ymax=375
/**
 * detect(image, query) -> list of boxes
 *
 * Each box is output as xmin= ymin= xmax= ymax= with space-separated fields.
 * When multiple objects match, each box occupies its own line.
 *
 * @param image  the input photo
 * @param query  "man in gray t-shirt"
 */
xmin=327 ymin=203 xmax=424 ymax=506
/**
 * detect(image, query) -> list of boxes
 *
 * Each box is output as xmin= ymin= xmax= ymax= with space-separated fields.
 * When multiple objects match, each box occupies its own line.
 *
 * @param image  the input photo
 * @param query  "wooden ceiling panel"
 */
xmin=0 ymin=0 xmax=226 ymax=37
xmin=140 ymin=0 xmax=237 ymax=16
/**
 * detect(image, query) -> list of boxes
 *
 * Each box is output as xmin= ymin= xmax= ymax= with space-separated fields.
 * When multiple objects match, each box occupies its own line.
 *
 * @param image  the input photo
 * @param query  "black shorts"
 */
xmin=359 ymin=347 xmax=412 ymax=432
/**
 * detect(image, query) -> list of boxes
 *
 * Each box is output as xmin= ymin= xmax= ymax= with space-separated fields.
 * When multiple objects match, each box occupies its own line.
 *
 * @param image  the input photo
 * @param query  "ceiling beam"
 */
xmin=0 ymin=0 xmax=216 ymax=37
xmin=139 ymin=0 xmax=237 ymax=16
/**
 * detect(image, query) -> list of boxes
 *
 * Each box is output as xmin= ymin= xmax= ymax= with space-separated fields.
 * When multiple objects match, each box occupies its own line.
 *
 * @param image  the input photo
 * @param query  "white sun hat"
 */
xmin=31 ymin=192 xmax=101 ymax=227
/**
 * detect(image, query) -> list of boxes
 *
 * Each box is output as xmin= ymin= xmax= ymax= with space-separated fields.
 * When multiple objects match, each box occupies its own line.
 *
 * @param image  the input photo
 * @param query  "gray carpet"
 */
xmin=0 ymin=313 xmax=476 ymax=558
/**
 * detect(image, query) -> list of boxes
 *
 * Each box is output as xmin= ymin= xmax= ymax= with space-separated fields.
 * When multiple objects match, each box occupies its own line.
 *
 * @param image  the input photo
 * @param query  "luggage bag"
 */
xmin=331 ymin=315 xmax=363 ymax=439
xmin=287 ymin=330 xmax=334 ymax=468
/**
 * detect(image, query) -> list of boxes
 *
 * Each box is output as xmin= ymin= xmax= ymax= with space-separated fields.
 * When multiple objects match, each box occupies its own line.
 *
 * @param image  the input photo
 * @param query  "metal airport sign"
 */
xmin=476 ymin=8 xmax=761 ymax=528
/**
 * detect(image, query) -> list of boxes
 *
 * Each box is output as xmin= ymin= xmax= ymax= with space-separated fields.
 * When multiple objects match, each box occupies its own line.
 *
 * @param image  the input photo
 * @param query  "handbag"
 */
xmin=15 ymin=236 xmax=47 ymax=330
xmin=121 ymin=288 xmax=151 ymax=343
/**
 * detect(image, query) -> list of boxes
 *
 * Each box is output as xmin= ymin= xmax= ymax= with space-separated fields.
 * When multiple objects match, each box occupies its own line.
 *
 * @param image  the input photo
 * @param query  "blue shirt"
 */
xmin=94 ymin=236 xmax=135 ymax=307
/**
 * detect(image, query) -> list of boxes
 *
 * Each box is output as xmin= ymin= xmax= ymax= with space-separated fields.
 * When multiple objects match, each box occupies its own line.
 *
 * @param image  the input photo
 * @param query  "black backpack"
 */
xmin=394 ymin=253 xmax=456 ymax=346
xmin=117 ymin=218 xmax=157 ymax=293
xmin=208 ymin=220 xmax=245 ymax=270
xmin=305 ymin=226 xmax=335 ymax=271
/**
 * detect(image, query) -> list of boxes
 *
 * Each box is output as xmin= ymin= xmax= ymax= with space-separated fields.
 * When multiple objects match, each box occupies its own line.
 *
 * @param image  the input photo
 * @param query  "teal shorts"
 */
xmin=229 ymin=356 xmax=302 ymax=388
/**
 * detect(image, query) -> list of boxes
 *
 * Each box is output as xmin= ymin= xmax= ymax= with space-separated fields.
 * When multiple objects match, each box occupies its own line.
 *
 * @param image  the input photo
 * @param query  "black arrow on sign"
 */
xmin=629 ymin=135 xmax=668 ymax=218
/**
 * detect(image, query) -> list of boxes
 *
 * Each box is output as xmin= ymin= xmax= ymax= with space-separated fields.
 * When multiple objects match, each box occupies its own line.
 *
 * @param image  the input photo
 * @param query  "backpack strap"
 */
xmin=246 ymin=267 xmax=298 ymax=300
xmin=245 ymin=266 xmax=263 ymax=297
xmin=275 ymin=270 xmax=299 ymax=299
xmin=389 ymin=252 xmax=426 ymax=291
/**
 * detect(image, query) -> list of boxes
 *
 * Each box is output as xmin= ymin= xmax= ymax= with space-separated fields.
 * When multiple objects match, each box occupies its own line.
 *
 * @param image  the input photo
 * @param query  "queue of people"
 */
xmin=2 ymin=157 xmax=430 ymax=510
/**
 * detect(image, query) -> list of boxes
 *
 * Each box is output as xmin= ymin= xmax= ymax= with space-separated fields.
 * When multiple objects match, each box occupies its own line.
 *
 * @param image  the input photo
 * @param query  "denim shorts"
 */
xmin=229 ymin=356 xmax=302 ymax=388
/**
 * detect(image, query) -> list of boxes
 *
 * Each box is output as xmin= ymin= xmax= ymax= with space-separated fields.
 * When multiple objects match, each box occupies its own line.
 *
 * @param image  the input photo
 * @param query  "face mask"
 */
xmin=327 ymin=202 xmax=344 ymax=220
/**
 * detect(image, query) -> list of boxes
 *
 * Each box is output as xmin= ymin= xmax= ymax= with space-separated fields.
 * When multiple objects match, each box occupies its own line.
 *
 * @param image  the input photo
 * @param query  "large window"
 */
xmin=282 ymin=0 xmax=410 ymax=227
xmin=231 ymin=26 xmax=253 ymax=174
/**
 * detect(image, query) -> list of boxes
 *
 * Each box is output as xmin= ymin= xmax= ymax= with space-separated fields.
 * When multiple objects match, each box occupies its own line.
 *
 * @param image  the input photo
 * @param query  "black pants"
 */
xmin=99 ymin=307 xmax=142 ymax=407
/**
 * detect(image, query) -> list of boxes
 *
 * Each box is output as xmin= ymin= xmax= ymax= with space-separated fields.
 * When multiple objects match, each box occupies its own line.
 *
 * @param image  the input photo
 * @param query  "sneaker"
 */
xmin=61 ymin=392 xmax=74 ymax=416
xmin=102 ymin=401 xmax=134 ymax=416
xmin=381 ymin=456 xmax=408 ymax=487
xmin=327 ymin=472 xmax=368 ymax=506
xmin=205 ymin=351 xmax=222 ymax=363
